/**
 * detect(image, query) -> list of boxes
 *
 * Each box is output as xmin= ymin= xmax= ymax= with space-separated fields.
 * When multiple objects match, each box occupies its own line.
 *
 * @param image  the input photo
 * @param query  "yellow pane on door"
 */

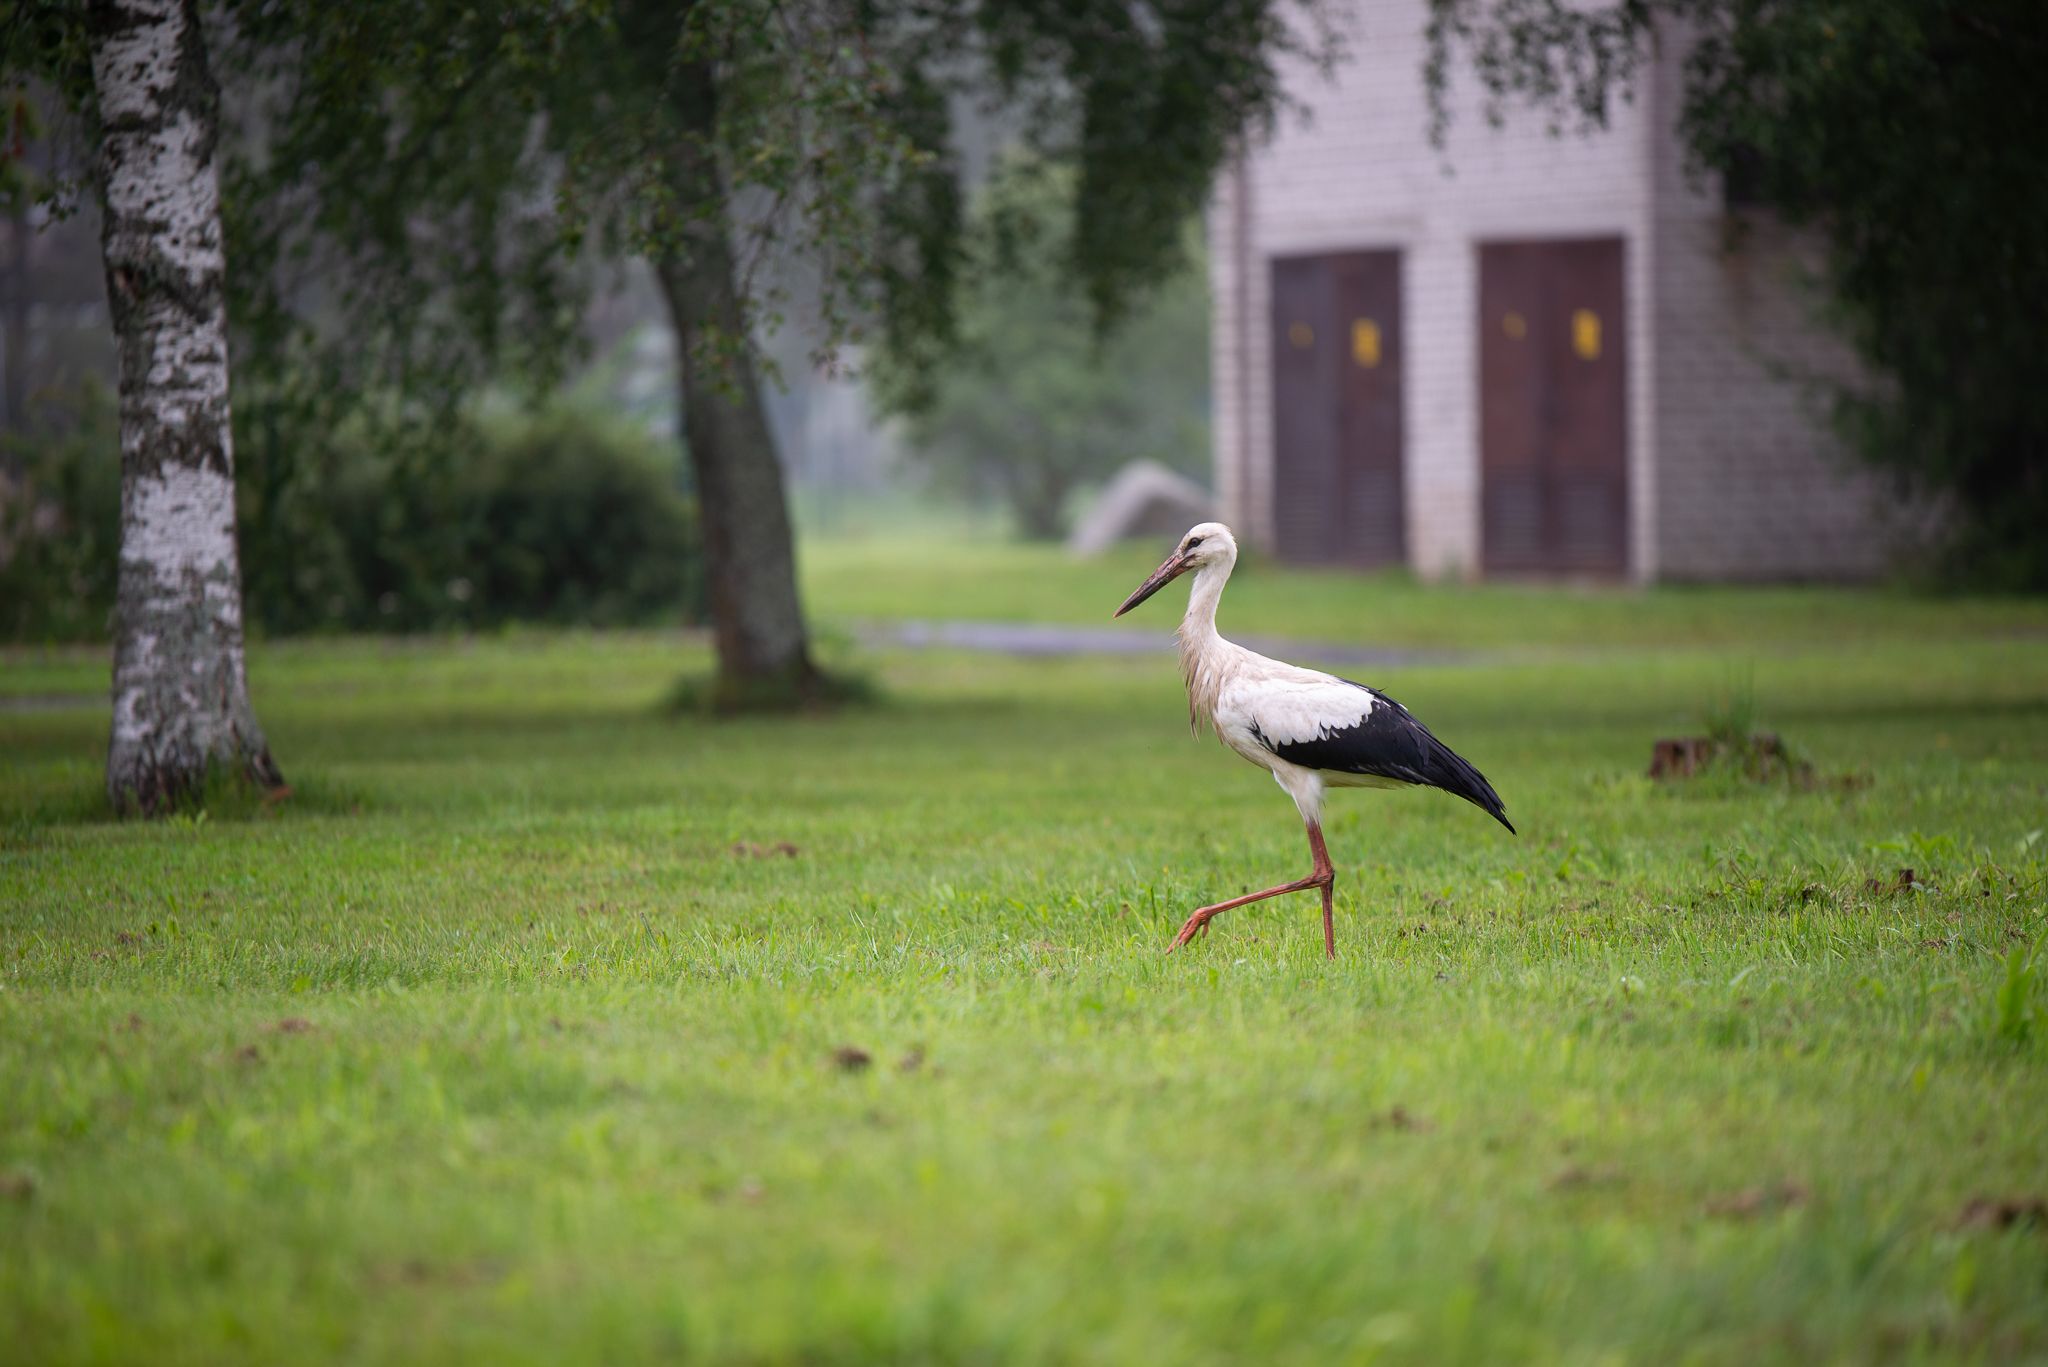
xmin=1502 ymin=311 xmax=1527 ymax=340
xmin=1351 ymin=319 xmax=1381 ymax=368
xmin=1572 ymin=308 xmax=1602 ymax=359
xmin=1288 ymin=322 xmax=1314 ymax=349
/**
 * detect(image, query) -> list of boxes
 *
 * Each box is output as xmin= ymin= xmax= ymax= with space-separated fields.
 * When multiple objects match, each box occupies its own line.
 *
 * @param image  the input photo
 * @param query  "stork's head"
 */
xmin=1114 ymin=522 xmax=1237 ymax=617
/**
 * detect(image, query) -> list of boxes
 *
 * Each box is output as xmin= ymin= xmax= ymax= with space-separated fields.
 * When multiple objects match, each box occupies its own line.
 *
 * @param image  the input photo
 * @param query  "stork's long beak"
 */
xmin=1113 ymin=549 xmax=1193 ymax=617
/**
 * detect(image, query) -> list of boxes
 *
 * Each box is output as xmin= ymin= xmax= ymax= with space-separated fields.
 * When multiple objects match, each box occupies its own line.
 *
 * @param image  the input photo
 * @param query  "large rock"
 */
xmin=1066 ymin=460 xmax=1215 ymax=557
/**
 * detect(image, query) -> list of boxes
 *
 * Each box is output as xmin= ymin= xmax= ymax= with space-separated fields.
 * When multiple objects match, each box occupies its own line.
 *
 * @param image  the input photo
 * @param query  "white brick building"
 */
xmin=1209 ymin=0 xmax=1894 ymax=581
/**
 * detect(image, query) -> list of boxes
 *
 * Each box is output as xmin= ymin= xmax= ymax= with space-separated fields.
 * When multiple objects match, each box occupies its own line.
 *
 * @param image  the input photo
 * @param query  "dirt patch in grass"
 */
xmin=1375 ymin=1106 xmax=1433 ymax=1134
xmin=1650 ymin=733 xmax=1812 ymax=784
xmin=732 ymin=840 xmax=800 ymax=859
xmin=1958 ymin=1195 xmax=2048 ymax=1232
xmin=1705 ymin=1180 xmax=1811 ymax=1219
xmin=369 ymin=1257 xmax=507 ymax=1292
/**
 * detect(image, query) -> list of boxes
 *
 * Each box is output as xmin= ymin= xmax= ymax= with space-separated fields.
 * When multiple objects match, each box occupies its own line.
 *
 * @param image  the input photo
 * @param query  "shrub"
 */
xmin=0 ymin=387 xmax=702 ymax=640
xmin=0 ymin=380 xmax=122 ymax=641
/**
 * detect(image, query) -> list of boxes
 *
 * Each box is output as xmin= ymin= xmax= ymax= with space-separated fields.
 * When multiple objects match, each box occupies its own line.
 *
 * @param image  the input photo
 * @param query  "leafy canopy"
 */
xmin=875 ymin=158 xmax=1210 ymax=539
xmin=216 ymin=0 xmax=1327 ymax=425
xmin=6 ymin=0 xmax=1325 ymax=442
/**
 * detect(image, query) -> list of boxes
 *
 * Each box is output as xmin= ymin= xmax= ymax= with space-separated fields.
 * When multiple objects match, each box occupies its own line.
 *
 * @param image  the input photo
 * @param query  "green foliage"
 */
xmin=0 ymin=5 xmax=93 ymax=175
xmin=0 ymin=386 xmax=702 ymax=640
xmin=1700 ymin=674 xmax=1758 ymax=752
xmin=252 ymin=404 xmax=704 ymax=635
xmin=0 ymin=86 xmax=50 ymax=208
xmin=201 ymin=0 xmax=1324 ymax=451
xmin=1991 ymin=940 xmax=2041 ymax=1046
xmin=875 ymin=161 xmax=1211 ymax=539
xmin=1427 ymin=0 xmax=2048 ymax=587
xmin=217 ymin=2 xmax=612 ymax=428
xmin=0 ymin=380 xmax=120 ymax=641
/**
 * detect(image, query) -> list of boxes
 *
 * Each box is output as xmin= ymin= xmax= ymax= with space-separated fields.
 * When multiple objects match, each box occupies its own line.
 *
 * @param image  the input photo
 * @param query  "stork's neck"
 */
xmin=1177 ymin=559 xmax=1231 ymax=646
xmin=1175 ymin=559 xmax=1233 ymax=734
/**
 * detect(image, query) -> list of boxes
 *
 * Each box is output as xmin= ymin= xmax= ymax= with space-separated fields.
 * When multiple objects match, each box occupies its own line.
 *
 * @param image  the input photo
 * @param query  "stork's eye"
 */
xmin=1186 ymin=536 xmax=1205 ymax=550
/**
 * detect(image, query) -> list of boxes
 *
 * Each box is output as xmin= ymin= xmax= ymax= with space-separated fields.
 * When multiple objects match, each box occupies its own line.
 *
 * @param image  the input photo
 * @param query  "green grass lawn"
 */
xmin=4 ymin=538 xmax=2047 ymax=1364
xmin=799 ymin=532 xmax=2048 ymax=649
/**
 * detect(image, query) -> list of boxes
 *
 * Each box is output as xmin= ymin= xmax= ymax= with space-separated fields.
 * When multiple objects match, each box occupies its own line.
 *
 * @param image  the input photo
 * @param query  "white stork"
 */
xmin=1115 ymin=522 xmax=1514 ymax=958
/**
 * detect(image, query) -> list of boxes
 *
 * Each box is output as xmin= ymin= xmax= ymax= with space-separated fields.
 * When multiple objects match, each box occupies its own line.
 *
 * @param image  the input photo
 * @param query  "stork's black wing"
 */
xmin=1251 ymin=682 xmax=1515 ymax=834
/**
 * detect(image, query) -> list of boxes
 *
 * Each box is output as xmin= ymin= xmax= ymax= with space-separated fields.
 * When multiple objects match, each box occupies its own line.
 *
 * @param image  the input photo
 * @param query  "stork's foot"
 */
xmin=1165 ymin=906 xmax=1223 ymax=954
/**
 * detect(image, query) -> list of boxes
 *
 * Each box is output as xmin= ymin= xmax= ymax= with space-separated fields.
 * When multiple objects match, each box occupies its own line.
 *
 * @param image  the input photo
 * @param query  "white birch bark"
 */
xmin=90 ymin=0 xmax=281 ymax=812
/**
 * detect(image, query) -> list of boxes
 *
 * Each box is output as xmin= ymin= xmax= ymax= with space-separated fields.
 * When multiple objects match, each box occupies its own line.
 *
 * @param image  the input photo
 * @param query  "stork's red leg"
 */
xmin=1168 ymin=821 xmax=1338 ymax=958
xmin=1310 ymin=824 xmax=1337 ymax=959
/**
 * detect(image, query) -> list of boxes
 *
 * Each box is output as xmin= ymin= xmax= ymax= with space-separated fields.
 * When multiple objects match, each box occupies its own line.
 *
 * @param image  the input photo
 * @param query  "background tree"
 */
xmin=216 ymin=0 xmax=1328 ymax=705
xmin=1426 ymin=0 xmax=2048 ymax=587
xmin=877 ymin=162 xmax=1211 ymax=539
xmin=1 ymin=0 xmax=283 ymax=812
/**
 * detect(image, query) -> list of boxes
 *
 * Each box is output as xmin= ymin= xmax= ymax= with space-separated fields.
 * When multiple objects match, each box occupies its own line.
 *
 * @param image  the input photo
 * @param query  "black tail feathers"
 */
xmin=1421 ymin=733 xmax=1515 ymax=835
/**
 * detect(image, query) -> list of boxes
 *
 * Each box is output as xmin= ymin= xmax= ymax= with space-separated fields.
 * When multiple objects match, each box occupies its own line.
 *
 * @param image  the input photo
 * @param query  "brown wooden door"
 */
xmin=1479 ymin=238 xmax=1628 ymax=576
xmin=1271 ymin=250 xmax=1405 ymax=567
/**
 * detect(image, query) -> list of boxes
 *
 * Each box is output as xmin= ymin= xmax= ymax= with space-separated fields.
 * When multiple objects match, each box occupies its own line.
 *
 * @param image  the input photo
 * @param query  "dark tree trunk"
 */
xmin=89 ymin=0 xmax=282 ymax=813
xmin=1011 ymin=461 xmax=1073 ymax=542
xmin=2 ymin=207 xmax=28 ymax=456
xmin=650 ymin=61 xmax=822 ymax=709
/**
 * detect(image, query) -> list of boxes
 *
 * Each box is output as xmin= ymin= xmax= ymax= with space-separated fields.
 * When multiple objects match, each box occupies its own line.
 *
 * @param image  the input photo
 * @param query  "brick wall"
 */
xmin=1644 ymin=40 xmax=1893 ymax=580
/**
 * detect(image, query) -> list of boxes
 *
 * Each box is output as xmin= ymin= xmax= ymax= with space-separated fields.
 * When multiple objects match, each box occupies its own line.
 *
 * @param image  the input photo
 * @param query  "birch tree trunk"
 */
xmin=90 ymin=0 xmax=282 ymax=813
